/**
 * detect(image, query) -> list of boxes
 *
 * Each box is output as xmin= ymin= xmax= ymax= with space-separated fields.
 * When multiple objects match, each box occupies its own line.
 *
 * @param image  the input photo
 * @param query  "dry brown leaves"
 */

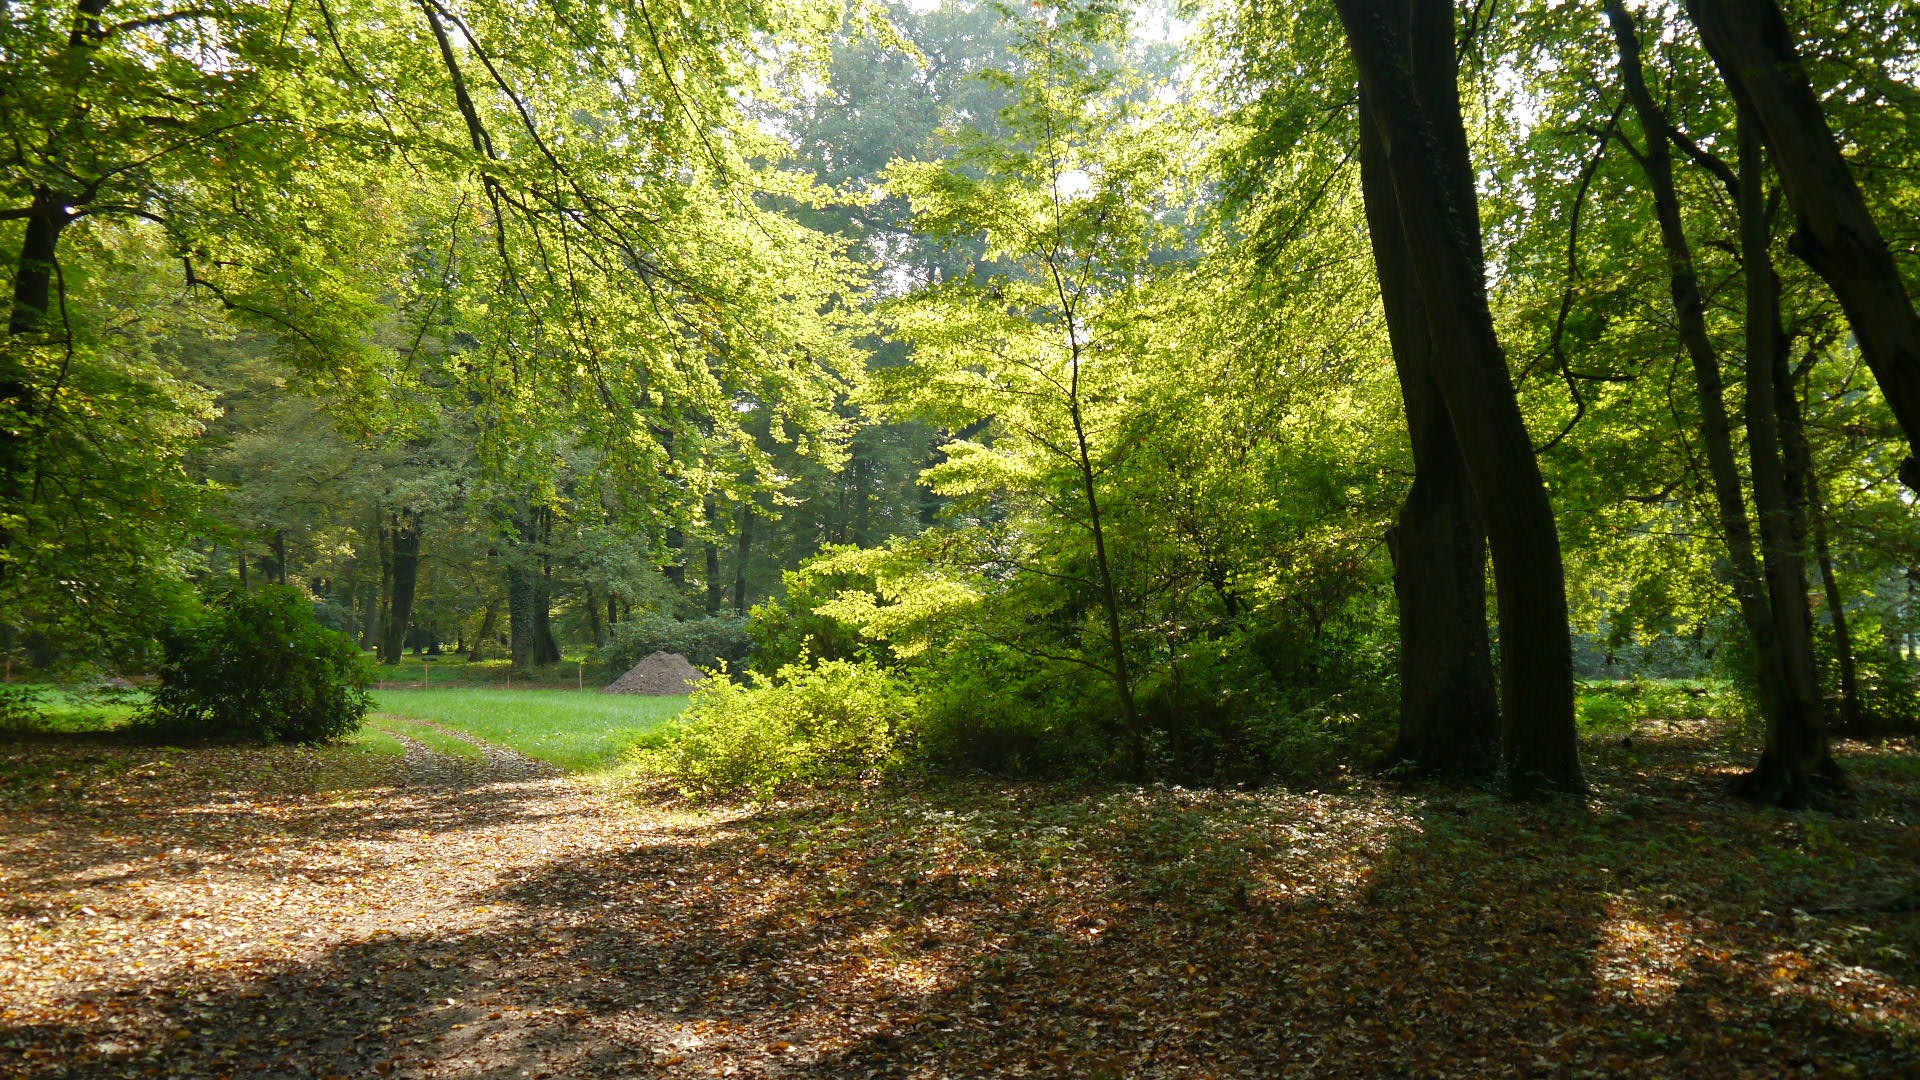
xmin=2 ymin=722 xmax=1916 ymax=1078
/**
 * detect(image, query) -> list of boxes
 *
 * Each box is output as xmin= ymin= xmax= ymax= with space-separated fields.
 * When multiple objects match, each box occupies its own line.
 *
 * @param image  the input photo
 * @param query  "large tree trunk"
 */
xmin=2 ymin=3 xmax=113 ymax=562
xmin=532 ymin=506 xmax=561 ymax=665
xmin=1734 ymin=107 xmax=1841 ymax=805
xmin=379 ymin=511 xmax=422 ymax=666
xmin=1684 ymin=0 xmax=1920 ymax=493
xmin=1358 ymin=66 xmax=1499 ymax=781
xmin=663 ymin=524 xmax=686 ymax=591
xmin=508 ymin=561 xmax=539 ymax=670
xmin=1337 ymin=0 xmax=1582 ymax=796
xmin=507 ymin=504 xmax=560 ymax=668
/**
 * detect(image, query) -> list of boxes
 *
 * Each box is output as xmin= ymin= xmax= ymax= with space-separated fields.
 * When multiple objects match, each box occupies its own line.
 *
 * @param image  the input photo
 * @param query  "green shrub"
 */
xmin=597 ymin=613 xmax=751 ymax=674
xmin=627 ymin=659 xmax=913 ymax=797
xmin=138 ymin=586 xmax=370 ymax=743
xmin=1577 ymin=693 xmax=1633 ymax=734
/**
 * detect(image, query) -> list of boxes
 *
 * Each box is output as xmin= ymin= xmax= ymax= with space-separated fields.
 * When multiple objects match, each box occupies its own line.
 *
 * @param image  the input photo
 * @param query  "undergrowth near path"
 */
xmin=0 ymin=721 xmax=1915 ymax=1078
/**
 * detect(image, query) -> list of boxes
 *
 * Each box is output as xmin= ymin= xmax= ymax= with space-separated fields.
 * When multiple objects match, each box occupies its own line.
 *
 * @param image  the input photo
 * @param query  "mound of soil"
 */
xmin=602 ymin=651 xmax=705 ymax=695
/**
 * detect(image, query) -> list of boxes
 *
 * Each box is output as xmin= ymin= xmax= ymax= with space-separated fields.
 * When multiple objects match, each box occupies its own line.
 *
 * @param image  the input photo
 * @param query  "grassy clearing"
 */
xmin=366 ymin=654 xmax=609 ymax=691
xmin=347 ymin=724 xmax=409 ymax=757
xmin=0 ymin=686 xmax=145 ymax=734
xmin=371 ymin=687 xmax=687 ymax=770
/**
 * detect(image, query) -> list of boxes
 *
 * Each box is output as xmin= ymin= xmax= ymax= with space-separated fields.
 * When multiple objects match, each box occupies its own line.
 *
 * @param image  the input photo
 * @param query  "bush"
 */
xmin=597 ymin=613 xmax=751 ymax=674
xmin=138 ymin=586 xmax=370 ymax=743
xmin=626 ymin=659 xmax=913 ymax=797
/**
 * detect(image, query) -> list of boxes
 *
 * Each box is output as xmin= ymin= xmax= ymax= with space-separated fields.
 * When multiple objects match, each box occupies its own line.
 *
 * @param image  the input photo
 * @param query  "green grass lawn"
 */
xmin=371 ymin=687 xmax=688 ymax=771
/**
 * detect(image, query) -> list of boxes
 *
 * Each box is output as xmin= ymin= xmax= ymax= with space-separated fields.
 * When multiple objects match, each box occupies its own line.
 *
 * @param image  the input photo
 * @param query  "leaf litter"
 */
xmin=1 ymin=721 xmax=1916 ymax=1078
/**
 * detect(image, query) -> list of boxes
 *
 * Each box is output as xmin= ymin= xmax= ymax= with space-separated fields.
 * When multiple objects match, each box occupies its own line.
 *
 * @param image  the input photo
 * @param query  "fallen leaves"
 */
xmin=0 ymin=726 xmax=1916 ymax=1077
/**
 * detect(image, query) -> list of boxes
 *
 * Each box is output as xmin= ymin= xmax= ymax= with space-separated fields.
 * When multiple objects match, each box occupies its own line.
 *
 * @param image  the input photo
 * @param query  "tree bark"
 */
xmin=1684 ymin=0 xmax=1920 ymax=493
xmin=379 ymin=511 xmax=422 ymax=666
xmin=1337 ymin=0 xmax=1582 ymax=796
xmin=507 ymin=504 xmax=559 ymax=668
xmin=704 ymin=496 xmax=723 ymax=617
xmin=467 ymin=599 xmax=497 ymax=663
xmin=733 ymin=507 xmax=753 ymax=616
xmin=585 ymin=587 xmax=604 ymax=648
xmin=1607 ymin=0 xmax=1796 ymax=734
xmin=1734 ymin=106 xmax=1841 ymax=804
xmin=3 ymin=2 xmax=114 ymax=559
xmin=1357 ymin=56 xmax=1499 ymax=780
xmin=1806 ymin=463 xmax=1863 ymax=731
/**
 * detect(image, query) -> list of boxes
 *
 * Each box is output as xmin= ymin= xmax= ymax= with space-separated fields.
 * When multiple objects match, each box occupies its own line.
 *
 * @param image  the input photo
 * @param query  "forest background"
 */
xmin=3 ymin=0 xmax=1919 ymax=807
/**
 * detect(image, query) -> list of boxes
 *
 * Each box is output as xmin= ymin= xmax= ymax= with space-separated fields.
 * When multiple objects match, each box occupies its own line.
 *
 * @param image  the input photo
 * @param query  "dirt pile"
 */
xmin=602 ymin=651 xmax=705 ymax=695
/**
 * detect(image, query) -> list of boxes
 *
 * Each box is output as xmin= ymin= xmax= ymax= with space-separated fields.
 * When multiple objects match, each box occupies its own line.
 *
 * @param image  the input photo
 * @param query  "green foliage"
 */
xmin=598 ymin=614 xmax=751 ymax=675
xmin=629 ymin=659 xmax=914 ymax=797
xmin=1576 ymin=678 xmax=1741 ymax=734
xmin=139 ymin=587 xmax=369 ymax=744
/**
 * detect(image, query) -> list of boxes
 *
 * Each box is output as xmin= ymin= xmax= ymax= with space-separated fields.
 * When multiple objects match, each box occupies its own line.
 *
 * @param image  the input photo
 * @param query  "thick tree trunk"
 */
xmin=271 ymin=529 xmax=289 ymax=586
xmin=508 ymin=561 xmax=538 ymax=670
xmin=1338 ymin=0 xmax=1582 ymax=796
xmin=3 ymin=3 xmax=113 ymax=559
xmin=663 ymin=524 xmax=686 ymax=590
xmin=1358 ymin=74 xmax=1499 ymax=780
xmin=532 ymin=506 xmax=561 ymax=665
xmin=1734 ymin=108 xmax=1841 ymax=805
xmin=585 ymin=587 xmax=604 ymax=648
xmin=379 ymin=511 xmax=422 ymax=666
xmin=506 ymin=504 xmax=560 ymax=668
xmin=1685 ymin=0 xmax=1920 ymax=493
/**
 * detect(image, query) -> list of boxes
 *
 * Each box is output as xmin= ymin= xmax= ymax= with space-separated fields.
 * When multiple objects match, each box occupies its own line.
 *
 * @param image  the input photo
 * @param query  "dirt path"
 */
xmin=4 ymin=725 xmax=1919 ymax=1078
xmin=0 ymin=732 xmax=775 ymax=1079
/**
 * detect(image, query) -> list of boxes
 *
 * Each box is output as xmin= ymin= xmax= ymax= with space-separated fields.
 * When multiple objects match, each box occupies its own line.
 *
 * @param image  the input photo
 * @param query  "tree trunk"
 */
xmin=1806 ymin=463 xmax=1863 ymax=731
xmin=2 ymin=3 xmax=113 ymax=559
xmin=467 ymin=600 xmax=497 ymax=663
xmin=1358 ymin=68 xmax=1499 ymax=780
xmin=532 ymin=506 xmax=561 ymax=665
xmin=734 ymin=507 xmax=753 ymax=616
xmin=1607 ymin=0 xmax=1796 ymax=736
xmin=704 ymin=496 xmax=723 ymax=617
xmin=379 ymin=511 xmax=422 ymax=666
xmin=586 ymin=587 xmax=604 ymax=648
xmin=1338 ymin=0 xmax=1582 ymax=796
xmin=508 ymin=561 xmax=538 ymax=670
xmin=271 ymin=529 xmax=289 ymax=586
xmin=360 ymin=528 xmax=382 ymax=650
xmin=376 ymin=521 xmax=393 ymax=653
xmin=663 ymin=524 xmax=686 ymax=590
xmin=1734 ymin=106 xmax=1841 ymax=805
xmin=1685 ymin=0 xmax=1920 ymax=493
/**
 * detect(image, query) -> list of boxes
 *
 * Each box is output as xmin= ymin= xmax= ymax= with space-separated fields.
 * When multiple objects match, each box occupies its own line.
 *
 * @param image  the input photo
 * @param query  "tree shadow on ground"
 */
xmin=3 ymin=725 xmax=1917 ymax=1078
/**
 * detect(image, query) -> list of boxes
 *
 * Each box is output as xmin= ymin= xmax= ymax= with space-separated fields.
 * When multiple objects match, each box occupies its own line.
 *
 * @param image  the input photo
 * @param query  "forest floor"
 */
xmin=2 ymin=720 xmax=1917 ymax=1079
